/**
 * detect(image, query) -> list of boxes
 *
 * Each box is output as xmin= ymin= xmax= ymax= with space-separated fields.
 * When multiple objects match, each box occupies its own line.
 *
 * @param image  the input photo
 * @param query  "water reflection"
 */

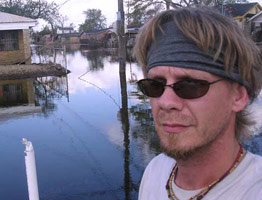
xmin=0 ymin=45 xmax=261 ymax=200
xmin=0 ymin=79 xmax=35 ymax=107
xmin=0 ymin=78 xmax=42 ymax=122
xmin=119 ymin=60 xmax=131 ymax=199
xmin=79 ymin=46 xmax=135 ymax=72
xmin=0 ymin=75 xmax=68 ymax=120
xmin=80 ymin=48 xmax=107 ymax=71
xmin=34 ymin=76 xmax=68 ymax=115
xmin=129 ymin=99 xmax=161 ymax=154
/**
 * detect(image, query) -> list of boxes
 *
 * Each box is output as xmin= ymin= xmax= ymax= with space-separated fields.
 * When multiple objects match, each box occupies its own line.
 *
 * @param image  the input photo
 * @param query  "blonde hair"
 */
xmin=134 ymin=7 xmax=262 ymax=140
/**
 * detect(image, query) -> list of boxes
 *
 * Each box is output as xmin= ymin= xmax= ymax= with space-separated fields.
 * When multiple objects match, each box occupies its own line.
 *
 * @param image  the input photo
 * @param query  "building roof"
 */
xmin=0 ymin=11 xmax=36 ymax=23
xmin=58 ymin=32 xmax=80 ymax=38
xmin=247 ymin=10 xmax=262 ymax=22
xmin=223 ymin=3 xmax=260 ymax=17
xmin=80 ymin=28 xmax=111 ymax=35
xmin=0 ymin=11 xmax=36 ymax=30
xmin=80 ymin=26 xmax=142 ymax=36
xmin=58 ymin=27 xmax=74 ymax=30
xmin=127 ymin=24 xmax=142 ymax=29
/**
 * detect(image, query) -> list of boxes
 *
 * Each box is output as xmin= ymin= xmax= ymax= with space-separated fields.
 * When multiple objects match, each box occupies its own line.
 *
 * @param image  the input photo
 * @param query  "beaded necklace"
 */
xmin=166 ymin=146 xmax=246 ymax=200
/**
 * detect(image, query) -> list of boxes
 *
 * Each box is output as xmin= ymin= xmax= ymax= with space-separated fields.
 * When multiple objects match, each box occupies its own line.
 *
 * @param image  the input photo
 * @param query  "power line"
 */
xmin=57 ymin=0 xmax=72 ymax=9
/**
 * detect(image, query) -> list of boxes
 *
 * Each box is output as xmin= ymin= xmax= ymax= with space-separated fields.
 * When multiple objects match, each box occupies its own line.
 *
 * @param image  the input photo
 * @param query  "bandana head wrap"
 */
xmin=146 ymin=21 xmax=249 ymax=88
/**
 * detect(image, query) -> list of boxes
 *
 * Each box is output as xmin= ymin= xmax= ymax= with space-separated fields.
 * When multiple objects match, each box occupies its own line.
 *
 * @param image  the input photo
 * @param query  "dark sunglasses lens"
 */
xmin=138 ymin=79 xmax=164 ymax=97
xmin=175 ymin=80 xmax=210 ymax=99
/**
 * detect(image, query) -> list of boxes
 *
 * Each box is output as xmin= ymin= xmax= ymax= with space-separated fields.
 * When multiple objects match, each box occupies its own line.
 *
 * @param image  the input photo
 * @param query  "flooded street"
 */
xmin=0 ymin=45 xmax=261 ymax=200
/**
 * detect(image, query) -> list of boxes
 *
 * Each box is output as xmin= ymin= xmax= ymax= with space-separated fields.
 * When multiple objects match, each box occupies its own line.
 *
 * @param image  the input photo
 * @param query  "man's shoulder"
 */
xmin=232 ymin=151 xmax=262 ymax=182
xmin=142 ymin=153 xmax=175 ymax=179
xmin=147 ymin=153 xmax=175 ymax=170
xmin=139 ymin=153 xmax=175 ymax=200
xmin=246 ymin=151 xmax=262 ymax=170
xmin=248 ymin=151 xmax=262 ymax=161
xmin=149 ymin=153 xmax=175 ymax=164
xmin=224 ymin=151 xmax=262 ymax=197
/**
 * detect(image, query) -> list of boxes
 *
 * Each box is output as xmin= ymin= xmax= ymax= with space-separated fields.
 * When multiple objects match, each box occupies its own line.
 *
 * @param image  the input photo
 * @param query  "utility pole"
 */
xmin=117 ymin=0 xmax=127 ymax=69
xmin=117 ymin=1 xmax=130 ymax=197
xmin=221 ymin=0 xmax=224 ymax=16
xmin=117 ymin=0 xmax=128 ymax=114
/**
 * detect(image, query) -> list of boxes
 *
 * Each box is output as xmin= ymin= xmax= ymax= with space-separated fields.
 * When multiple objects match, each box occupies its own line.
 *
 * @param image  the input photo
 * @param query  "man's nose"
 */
xmin=157 ymin=86 xmax=184 ymax=111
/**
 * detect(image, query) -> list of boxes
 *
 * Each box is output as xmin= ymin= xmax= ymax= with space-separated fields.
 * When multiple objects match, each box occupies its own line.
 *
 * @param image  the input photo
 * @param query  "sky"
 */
xmin=34 ymin=0 xmax=262 ymax=31
xmin=56 ymin=0 xmax=118 ymax=26
xmin=34 ymin=0 xmax=118 ymax=31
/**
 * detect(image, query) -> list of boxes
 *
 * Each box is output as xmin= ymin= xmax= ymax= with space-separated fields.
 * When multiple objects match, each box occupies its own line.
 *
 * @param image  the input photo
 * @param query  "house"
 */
xmin=248 ymin=11 xmax=262 ymax=29
xmin=126 ymin=24 xmax=141 ymax=48
xmin=80 ymin=28 xmax=116 ymax=47
xmin=80 ymin=28 xmax=111 ymax=42
xmin=80 ymin=25 xmax=141 ymax=48
xmin=57 ymin=32 xmax=80 ymax=44
xmin=57 ymin=27 xmax=74 ymax=34
xmin=222 ymin=3 xmax=262 ymax=30
xmin=247 ymin=11 xmax=262 ymax=42
xmin=0 ymin=12 xmax=36 ymax=65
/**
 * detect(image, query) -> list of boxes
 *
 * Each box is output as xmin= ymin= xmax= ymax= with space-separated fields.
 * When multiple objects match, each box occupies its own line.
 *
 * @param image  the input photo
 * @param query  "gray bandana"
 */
xmin=146 ymin=21 xmax=248 ymax=87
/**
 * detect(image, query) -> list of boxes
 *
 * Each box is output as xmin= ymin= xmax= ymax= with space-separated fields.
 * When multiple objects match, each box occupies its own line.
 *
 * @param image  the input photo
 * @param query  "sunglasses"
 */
xmin=137 ymin=78 xmax=224 ymax=99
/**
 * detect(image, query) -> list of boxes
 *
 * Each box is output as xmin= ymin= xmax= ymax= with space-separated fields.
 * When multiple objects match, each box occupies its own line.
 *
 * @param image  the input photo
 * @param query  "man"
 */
xmin=134 ymin=7 xmax=262 ymax=200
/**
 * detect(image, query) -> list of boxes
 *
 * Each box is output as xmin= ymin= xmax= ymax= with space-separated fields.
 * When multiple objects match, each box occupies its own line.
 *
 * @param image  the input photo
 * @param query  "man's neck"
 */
xmin=175 ymin=135 xmax=240 ymax=190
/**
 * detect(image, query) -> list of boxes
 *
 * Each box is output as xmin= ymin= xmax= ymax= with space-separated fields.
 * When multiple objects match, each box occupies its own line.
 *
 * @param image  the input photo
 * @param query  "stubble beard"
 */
xmin=156 ymin=111 xmax=231 ymax=161
xmin=160 ymin=134 xmax=219 ymax=161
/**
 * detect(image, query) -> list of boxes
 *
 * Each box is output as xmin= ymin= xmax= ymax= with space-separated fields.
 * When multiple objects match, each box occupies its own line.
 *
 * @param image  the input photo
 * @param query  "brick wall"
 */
xmin=0 ymin=29 xmax=32 ymax=65
xmin=23 ymin=29 xmax=32 ymax=64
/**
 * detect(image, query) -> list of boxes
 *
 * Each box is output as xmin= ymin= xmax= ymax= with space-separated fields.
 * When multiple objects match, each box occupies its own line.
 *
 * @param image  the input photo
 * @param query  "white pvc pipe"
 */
xmin=22 ymin=138 xmax=40 ymax=200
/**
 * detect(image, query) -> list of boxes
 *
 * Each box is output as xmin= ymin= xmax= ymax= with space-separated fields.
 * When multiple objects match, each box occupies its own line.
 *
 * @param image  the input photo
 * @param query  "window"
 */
xmin=0 ymin=30 xmax=19 ymax=51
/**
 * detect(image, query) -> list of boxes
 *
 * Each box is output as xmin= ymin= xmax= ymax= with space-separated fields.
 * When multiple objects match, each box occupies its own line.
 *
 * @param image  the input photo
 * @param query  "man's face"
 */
xmin=148 ymin=66 xmax=237 ymax=160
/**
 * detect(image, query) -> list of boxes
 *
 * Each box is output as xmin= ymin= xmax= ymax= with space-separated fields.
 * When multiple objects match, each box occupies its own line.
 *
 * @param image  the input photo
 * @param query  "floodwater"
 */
xmin=0 ymin=44 xmax=261 ymax=200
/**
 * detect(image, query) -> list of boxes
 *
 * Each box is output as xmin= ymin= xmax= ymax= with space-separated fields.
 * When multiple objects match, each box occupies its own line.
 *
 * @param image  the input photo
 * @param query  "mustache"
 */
xmin=156 ymin=111 xmax=195 ymax=125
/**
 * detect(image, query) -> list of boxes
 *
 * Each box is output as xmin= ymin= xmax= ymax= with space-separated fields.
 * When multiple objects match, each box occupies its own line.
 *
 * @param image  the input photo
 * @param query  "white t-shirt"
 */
xmin=139 ymin=152 xmax=262 ymax=200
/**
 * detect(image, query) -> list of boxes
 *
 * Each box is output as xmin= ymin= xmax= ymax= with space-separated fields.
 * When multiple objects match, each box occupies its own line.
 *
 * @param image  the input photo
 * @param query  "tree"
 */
xmin=79 ymin=9 xmax=107 ymax=32
xmin=56 ymin=15 xmax=69 ymax=30
xmin=0 ymin=0 xmax=60 ymax=33
xmin=0 ymin=0 xmax=60 ymax=20
xmin=126 ymin=0 xmax=182 ymax=25
xmin=126 ymin=0 xmax=249 ymax=25
xmin=38 ymin=25 xmax=52 ymax=36
xmin=126 ymin=0 xmax=165 ymax=25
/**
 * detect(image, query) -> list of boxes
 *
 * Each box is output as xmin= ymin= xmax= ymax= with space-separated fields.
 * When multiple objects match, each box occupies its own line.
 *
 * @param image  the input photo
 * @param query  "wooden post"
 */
xmin=118 ymin=0 xmax=126 ymax=71
xmin=118 ymin=2 xmax=129 ymax=197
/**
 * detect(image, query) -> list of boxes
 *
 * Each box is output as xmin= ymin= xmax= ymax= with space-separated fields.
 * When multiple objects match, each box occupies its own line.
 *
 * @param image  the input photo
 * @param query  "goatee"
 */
xmin=161 ymin=142 xmax=197 ymax=161
xmin=160 ymin=138 xmax=217 ymax=161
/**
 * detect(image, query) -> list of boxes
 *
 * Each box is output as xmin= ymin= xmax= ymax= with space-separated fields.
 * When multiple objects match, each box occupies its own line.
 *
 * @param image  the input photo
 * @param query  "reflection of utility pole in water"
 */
xmin=51 ymin=45 xmax=70 ymax=102
xmin=63 ymin=44 xmax=70 ymax=102
xmin=53 ymin=47 xmax=57 ymax=65
xmin=119 ymin=60 xmax=131 ymax=200
xmin=129 ymin=62 xmax=137 ymax=83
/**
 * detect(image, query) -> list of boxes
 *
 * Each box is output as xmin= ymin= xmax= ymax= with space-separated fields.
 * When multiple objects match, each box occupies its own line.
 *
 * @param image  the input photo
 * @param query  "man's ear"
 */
xmin=232 ymin=83 xmax=249 ymax=112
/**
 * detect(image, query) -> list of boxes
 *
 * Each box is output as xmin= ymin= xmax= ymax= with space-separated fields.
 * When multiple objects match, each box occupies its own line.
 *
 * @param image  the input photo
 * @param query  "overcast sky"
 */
xmin=34 ymin=0 xmax=262 ymax=31
xmin=42 ymin=0 xmax=118 ymax=29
